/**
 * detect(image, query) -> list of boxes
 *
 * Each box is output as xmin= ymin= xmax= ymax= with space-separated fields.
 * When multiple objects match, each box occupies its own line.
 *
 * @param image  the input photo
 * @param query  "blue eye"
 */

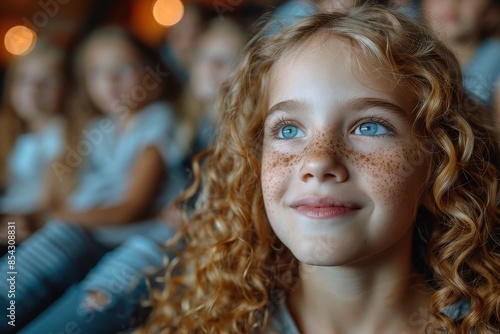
xmin=355 ymin=122 xmax=390 ymax=136
xmin=278 ymin=125 xmax=304 ymax=139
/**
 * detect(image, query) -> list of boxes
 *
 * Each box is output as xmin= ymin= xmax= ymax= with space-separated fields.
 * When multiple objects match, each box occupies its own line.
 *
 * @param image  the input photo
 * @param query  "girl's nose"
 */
xmin=298 ymin=146 xmax=348 ymax=183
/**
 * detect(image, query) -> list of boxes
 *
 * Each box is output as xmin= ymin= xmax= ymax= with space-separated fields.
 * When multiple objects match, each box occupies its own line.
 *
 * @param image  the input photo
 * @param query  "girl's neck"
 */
xmin=114 ymin=102 xmax=149 ymax=132
xmin=287 ymin=230 xmax=432 ymax=334
xmin=116 ymin=110 xmax=136 ymax=131
xmin=203 ymin=102 xmax=218 ymax=124
xmin=27 ymin=115 xmax=53 ymax=133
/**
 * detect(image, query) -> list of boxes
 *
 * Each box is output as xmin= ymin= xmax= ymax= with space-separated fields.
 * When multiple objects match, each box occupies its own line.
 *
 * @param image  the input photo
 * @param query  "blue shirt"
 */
xmin=269 ymin=299 xmax=470 ymax=333
xmin=0 ymin=117 xmax=63 ymax=214
xmin=462 ymin=39 xmax=500 ymax=112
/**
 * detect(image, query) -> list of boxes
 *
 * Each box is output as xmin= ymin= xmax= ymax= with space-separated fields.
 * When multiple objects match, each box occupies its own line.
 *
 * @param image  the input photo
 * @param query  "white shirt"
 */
xmin=65 ymin=101 xmax=183 ymax=246
xmin=0 ymin=117 xmax=63 ymax=214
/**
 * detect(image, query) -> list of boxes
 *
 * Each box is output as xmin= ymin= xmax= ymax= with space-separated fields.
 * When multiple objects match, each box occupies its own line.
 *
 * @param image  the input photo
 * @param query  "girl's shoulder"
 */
xmin=41 ymin=116 xmax=64 ymax=140
xmin=267 ymin=302 xmax=300 ymax=334
xmin=469 ymin=38 xmax=500 ymax=75
xmin=443 ymin=299 xmax=470 ymax=320
xmin=480 ymin=38 xmax=500 ymax=53
xmin=135 ymin=100 xmax=176 ymax=126
xmin=124 ymin=100 xmax=184 ymax=165
xmin=267 ymin=299 xmax=471 ymax=333
xmin=14 ymin=116 xmax=64 ymax=157
xmin=39 ymin=116 xmax=65 ymax=156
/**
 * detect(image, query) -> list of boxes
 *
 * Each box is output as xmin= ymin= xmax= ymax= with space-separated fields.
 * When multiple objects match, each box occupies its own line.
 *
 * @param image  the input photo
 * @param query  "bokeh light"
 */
xmin=152 ymin=0 xmax=184 ymax=27
xmin=4 ymin=25 xmax=37 ymax=55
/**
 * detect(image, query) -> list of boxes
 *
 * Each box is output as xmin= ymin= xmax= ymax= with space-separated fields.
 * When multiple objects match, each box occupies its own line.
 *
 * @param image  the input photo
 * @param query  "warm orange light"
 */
xmin=4 ymin=25 xmax=37 ymax=55
xmin=152 ymin=0 xmax=184 ymax=27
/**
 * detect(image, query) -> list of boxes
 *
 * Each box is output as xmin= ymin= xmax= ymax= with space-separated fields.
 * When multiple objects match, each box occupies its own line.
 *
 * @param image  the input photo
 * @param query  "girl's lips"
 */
xmin=290 ymin=196 xmax=361 ymax=219
xmin=292 ymin=206 xmax=358 ymax=219
xmin=441 ymin=14 xmax=459 ymax=24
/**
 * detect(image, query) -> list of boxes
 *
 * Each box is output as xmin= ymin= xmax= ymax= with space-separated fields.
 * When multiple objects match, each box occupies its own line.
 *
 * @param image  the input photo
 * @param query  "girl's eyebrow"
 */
xmin=343 ymin=97 xmax=410 ymax=120
xmin=267 ymin=97 xmax=409 ymax=120
xmin=267 ymin=99 xmax=307 ymax=116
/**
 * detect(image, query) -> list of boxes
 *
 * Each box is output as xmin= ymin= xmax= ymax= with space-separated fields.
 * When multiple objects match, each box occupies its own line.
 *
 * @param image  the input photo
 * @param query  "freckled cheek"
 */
xmin=261 ymin=149 xmax=299 ymax=205
xmin=349 ymin=145 xmax=425 ymax=209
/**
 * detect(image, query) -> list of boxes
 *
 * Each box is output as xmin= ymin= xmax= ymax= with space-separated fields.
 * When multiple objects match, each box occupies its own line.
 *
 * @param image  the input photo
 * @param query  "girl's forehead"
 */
xmin=16 ymin=53 xmax=61 ymax=73
xmin=19 ymin=52 xmax=56 ymax=64
xmin=270 ymin=35 xmax=379 ymax=88
xmin=272 ymin=34 xmax=375 ymax=76
xmin=267 ymin=35 xmax=418 ymax=117
xmin=84 ymin=37 xmax=141 ymax=64
xmin=86 ymin=36 xmax=138 ymax=56
xmin=86 ymin=36 xmax=128 ymax=53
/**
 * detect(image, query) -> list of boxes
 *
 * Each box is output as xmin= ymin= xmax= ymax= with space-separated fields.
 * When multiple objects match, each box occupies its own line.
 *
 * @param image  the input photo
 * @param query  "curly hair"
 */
xmin=139 ymin=4 xmax=500 ymax=333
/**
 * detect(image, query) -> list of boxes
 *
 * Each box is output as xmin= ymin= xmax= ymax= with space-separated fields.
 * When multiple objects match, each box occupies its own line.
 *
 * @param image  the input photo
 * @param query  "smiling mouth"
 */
xmin=290 ymin=197 xmax=361 ymax=219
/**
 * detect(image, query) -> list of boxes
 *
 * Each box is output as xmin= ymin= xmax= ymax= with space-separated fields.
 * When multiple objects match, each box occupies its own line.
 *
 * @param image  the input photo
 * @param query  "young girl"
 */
xmin=0 ymin=27 xmax=183 ymax=333
xmin=177 ymin=18 xmax=247 ymax=160
xmin=139 ymin=4 xmax=500 ymax=334
xmin=0 ymin=40 xmax=66 ymax=242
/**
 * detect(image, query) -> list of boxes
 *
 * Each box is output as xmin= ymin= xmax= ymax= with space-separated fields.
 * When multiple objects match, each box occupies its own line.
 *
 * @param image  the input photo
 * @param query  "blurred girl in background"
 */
xmin=0 ymin=26 xmax=183 ymax=333
xmin=0 ymin=40 xmax=66 ymax=243
xmin=177 ymin=18 xmax=247 ymax=160
xmin=18 ymin=20 xmax=247 ymax=334
xmin=422 ymin=0 xmax=500 ymax=121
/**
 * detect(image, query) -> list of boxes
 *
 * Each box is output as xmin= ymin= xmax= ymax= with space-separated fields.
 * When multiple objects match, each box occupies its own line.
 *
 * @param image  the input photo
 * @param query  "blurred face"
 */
xmin=10 ymin=54 xmax=62 ymax=124
xmin=167 ymin=7 xmax=202 ymax=64
xmin=190 ymin=29 xmax=243 ymax=104
xmin=261 ymin=38 xmax=428 ymax=267
xmin=84 ymin=38 xmax=149 ymax=115
xmin=422 ymin=0 xmax=493 ymax=42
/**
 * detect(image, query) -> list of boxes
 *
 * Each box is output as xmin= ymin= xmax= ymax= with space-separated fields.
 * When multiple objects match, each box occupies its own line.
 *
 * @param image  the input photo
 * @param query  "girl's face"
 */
xmin=422 ymin=0 xmax=493 ymax=42
xmin=261 ymin=37 xmax=428 ymax=267
xmin=191 ymin=29 xmax=243 ymax=105
xmin=10 ymin=54 xmax=62 ymax=124
xmin=84 ymin=38 xmax=149 ymax=115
